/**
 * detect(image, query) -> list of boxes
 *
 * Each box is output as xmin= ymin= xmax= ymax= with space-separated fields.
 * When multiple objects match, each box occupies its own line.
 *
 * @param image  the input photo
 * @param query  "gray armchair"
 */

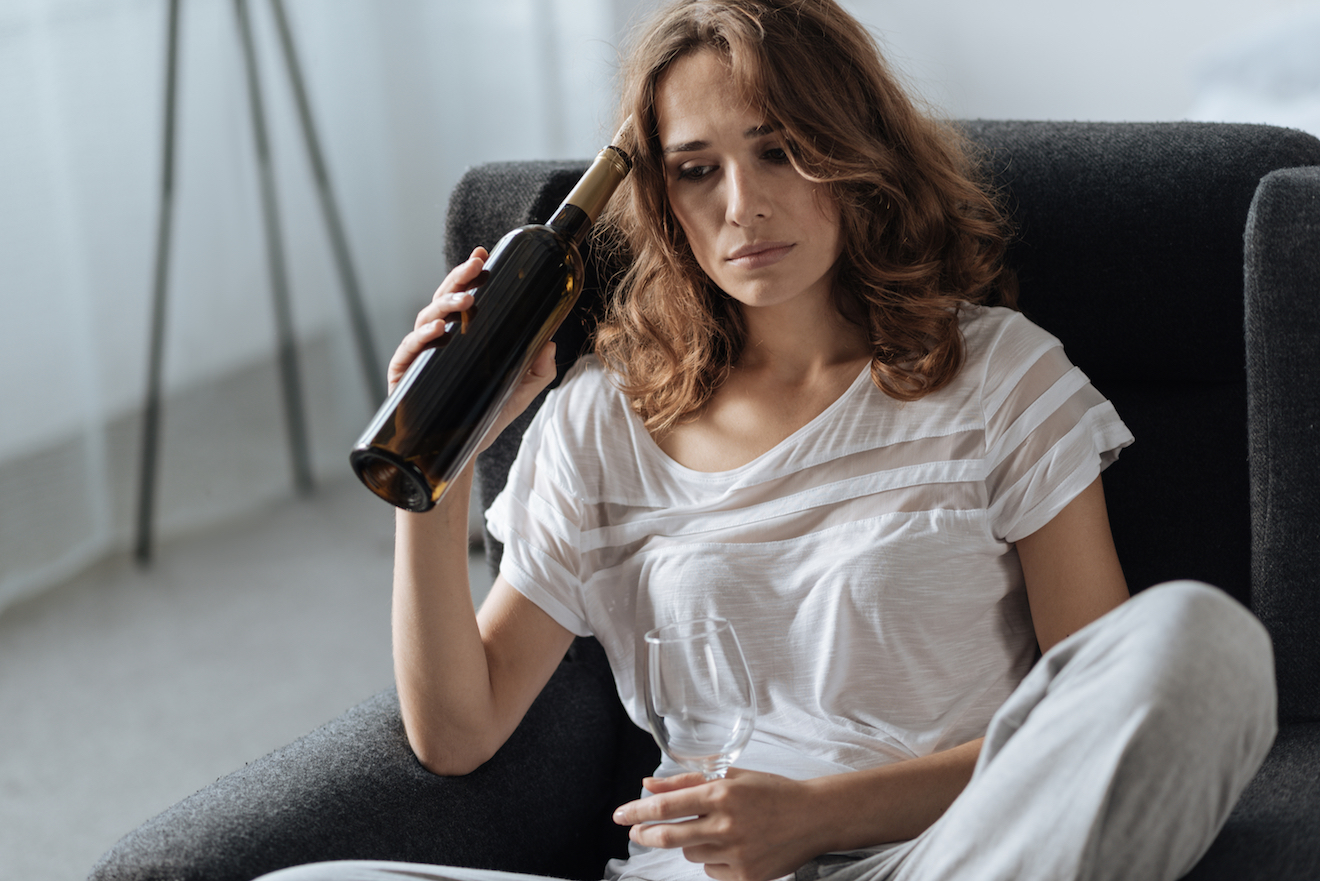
xmin=90 ymin=121 xmax=1320 ymax=881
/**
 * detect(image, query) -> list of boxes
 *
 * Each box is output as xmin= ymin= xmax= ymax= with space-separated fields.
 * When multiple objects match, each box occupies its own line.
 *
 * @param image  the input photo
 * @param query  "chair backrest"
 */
xmin=957 ymin=121 xmax=1320 ymax=604
xmin=445 ymin=121 xmax=1320 ymax=701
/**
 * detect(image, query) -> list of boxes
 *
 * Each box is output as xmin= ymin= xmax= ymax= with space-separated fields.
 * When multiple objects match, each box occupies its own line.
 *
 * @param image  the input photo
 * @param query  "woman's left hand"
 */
xmin=613 ymin=769 xmax=827 ymax=881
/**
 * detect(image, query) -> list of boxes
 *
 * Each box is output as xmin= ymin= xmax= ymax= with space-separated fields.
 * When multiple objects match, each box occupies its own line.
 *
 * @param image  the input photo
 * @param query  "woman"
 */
xmin=269 ymin=1 xmax=1275 ymax=880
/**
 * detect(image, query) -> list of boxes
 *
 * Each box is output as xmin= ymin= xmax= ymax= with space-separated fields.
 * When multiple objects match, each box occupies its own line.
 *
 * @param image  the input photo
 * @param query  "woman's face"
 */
xmin=654 ymin=50 xmax=844 ymax=315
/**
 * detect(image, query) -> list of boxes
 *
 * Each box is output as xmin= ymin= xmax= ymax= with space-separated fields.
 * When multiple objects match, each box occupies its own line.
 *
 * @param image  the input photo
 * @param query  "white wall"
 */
xmin=1 ymin=0 xmax=624 ymax=461
xmin=0 ymin=0 xmax=625 ymax=610
xmin=2 ymin=0 xmax=1317 ymax=614
xmin=844 ymin=0 xmax=1319 ymax=125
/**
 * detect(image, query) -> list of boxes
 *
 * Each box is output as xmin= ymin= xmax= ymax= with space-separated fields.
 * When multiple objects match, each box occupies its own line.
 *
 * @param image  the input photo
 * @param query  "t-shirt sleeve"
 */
xmin=981 ymin=314 xmax=1134 ymax=543
xmin=484 ymin=389 xmax=594 ymax=638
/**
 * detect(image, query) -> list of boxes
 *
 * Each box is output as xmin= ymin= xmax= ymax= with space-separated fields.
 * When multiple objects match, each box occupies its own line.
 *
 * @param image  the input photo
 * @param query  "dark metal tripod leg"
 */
xmin=235 ymin=0 xmax=314 ymax=494
xmin=270 ymin=0 xmax=386 ymax=406
xmin=135 ymin=0 xmax=183 ymax=565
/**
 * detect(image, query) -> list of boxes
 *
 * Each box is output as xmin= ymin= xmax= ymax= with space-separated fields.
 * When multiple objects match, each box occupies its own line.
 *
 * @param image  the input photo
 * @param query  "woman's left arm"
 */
xmin=1014 ymin=474 xmax=1130 ymax=654
xmin=616 ymin=476 xmax=1129 ymax=881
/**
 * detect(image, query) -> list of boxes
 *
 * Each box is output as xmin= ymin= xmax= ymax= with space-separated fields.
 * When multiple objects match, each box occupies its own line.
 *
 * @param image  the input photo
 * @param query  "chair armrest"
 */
xmin=89 ymin=638 xmax=633 ymax=881
xmin=1244 ymin=165 xmax=1320 ymax=722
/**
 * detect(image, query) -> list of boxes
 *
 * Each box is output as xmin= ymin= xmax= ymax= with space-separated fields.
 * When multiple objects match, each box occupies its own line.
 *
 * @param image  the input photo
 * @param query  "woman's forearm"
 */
xmin=617 ymin=738 xmax=986 ymax=880
xmin=391 ymin=460 xmax=576 ymax=775
xmin=391 ymin=462 xmax=499 ymax=774
xmin=804 ymin=737 xmax=983 ymax=852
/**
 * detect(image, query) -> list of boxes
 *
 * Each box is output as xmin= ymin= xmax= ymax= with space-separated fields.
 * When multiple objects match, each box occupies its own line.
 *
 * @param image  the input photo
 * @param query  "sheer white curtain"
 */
xmin=0 ymin=0 xmax=649 ymax=614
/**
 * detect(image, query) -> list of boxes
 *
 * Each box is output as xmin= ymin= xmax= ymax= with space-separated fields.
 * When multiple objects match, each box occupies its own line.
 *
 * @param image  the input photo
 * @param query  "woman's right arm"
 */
xmin=389 ymin=248 xmax=576 ymax=776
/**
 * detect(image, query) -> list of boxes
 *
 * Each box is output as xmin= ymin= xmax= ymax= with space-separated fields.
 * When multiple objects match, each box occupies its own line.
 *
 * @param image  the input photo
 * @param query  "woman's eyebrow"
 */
xmin=662 ymin=124 xmax=777 ymax=155
xmin=663 ymin=140 xmax=707 ymax=155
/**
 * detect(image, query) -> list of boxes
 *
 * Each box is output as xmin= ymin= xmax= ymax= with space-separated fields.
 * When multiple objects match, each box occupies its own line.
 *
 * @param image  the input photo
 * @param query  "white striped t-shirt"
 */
xmin=487 ymin=304 xmax=1133 ymax=784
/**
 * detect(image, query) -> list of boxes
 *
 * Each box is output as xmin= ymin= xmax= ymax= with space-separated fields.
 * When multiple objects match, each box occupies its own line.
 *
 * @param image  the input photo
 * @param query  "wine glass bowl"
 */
xmin=644 ymin=617 xmax=757 ymax=780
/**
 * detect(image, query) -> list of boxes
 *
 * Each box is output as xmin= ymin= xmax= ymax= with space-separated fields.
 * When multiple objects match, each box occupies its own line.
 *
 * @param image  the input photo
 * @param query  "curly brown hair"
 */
xmin=593 ymin=0 xmax=1015 ymax=435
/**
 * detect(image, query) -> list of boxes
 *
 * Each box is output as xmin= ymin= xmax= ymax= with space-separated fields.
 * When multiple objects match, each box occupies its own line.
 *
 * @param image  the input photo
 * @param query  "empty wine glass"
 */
xmin=644 ymin=616 xmax=757 ymax=780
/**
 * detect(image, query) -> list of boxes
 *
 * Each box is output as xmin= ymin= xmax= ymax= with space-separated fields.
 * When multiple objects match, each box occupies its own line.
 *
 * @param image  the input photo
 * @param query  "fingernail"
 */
xmin=613 ymin=808 xmax=626 ymax=823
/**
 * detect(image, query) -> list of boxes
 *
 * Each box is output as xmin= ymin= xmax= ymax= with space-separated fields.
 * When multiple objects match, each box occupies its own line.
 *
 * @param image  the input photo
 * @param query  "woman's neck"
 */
xmin=649 ymin=288 xmax=873 ymax=473
xmin=734 ymin=289 xmax=872 ymax=382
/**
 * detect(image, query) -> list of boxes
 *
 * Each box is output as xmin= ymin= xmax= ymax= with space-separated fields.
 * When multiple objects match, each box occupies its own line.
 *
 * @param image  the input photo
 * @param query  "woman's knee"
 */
xmin=1126 ymin=581 xmax=1277 ymax=726
xmin=1134 ymin=581 xmax=1271 ymax=661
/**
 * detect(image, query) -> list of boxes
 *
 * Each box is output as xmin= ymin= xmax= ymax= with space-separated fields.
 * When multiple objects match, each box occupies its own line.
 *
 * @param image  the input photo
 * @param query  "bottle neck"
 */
xmin=547 ymin=144 xmax=632 ymax=245
xmin=546 ymin=203 xmax=592 ymax=244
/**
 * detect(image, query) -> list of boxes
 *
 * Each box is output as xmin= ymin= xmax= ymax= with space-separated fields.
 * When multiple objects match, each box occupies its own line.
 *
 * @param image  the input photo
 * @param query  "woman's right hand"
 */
xmin=387 ymin=246 xmax=559 ymax=455
xmin=388 ymin=246 xmax=489 ymax=392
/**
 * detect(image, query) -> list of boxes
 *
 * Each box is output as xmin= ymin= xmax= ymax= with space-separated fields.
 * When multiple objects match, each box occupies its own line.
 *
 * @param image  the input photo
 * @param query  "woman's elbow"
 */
xmin=406 ymin=726 xmax=501 ymax=777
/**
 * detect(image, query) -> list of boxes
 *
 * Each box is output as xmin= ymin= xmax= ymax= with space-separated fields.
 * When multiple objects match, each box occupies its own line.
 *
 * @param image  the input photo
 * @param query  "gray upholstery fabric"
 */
xmin=1182 ymin=723 xmax=1320 ymax=880
xmin=1245 ymin=166 xmax=1320 ymax=723
xmin=90 ymin=123 xmax=1320 ymax=881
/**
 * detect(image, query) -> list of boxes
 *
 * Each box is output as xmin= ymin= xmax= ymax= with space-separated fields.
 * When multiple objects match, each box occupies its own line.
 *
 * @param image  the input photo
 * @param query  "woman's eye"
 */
xmin=764 ymin=146 xmax=791 ymax=164
xmin=676 ymin=164 xmax=714 ymax=181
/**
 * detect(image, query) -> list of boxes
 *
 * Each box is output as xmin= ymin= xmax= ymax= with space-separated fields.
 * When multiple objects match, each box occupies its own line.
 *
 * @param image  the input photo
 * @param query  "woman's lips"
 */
xmin=726 ymin=242 xmax=793 ymax=269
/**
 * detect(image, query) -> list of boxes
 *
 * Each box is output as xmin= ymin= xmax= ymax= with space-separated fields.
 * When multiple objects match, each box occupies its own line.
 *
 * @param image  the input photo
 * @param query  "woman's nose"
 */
xmin=725 ymin=165 xmax=770 ymax=226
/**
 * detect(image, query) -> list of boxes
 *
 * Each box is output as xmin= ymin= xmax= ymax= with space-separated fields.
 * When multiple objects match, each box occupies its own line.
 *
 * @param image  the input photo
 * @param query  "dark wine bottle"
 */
xmin=350 ymin=142 xmax=632 ymax=512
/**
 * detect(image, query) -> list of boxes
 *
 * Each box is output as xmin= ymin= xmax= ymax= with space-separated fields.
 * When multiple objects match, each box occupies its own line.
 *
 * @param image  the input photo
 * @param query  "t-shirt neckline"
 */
xmin=629 ymin=361 xmax=875 ymax=480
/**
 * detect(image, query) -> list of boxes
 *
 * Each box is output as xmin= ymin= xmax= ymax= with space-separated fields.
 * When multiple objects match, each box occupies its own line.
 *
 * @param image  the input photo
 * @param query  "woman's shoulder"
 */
xmin=548 ymin=354 xmax=624 ymax=411
xmin=959 ymin=303 xmax=1059 ymax=346
xmin=958 ymin=304 xmax=1066 ymax=380
xmin=537 ymin=354 xmax=638 ymax=451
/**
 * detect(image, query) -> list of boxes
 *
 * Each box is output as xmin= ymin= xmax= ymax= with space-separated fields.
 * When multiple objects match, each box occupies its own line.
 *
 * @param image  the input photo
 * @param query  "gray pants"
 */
xmin=260 ymin=581 xmax=1277 ymax=881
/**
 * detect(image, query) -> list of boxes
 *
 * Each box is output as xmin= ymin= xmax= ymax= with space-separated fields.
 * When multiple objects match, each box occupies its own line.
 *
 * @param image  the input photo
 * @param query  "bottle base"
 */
xmin=349 ymin=448 xmax=437 ymax=513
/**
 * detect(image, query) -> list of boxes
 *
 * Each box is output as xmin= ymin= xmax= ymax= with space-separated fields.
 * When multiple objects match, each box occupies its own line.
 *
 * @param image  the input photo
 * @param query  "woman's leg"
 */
xmin=894 ymin=580 xmax=1277 ymax=881
xmin=801 ymin=581 xmax=1277 ymax=881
